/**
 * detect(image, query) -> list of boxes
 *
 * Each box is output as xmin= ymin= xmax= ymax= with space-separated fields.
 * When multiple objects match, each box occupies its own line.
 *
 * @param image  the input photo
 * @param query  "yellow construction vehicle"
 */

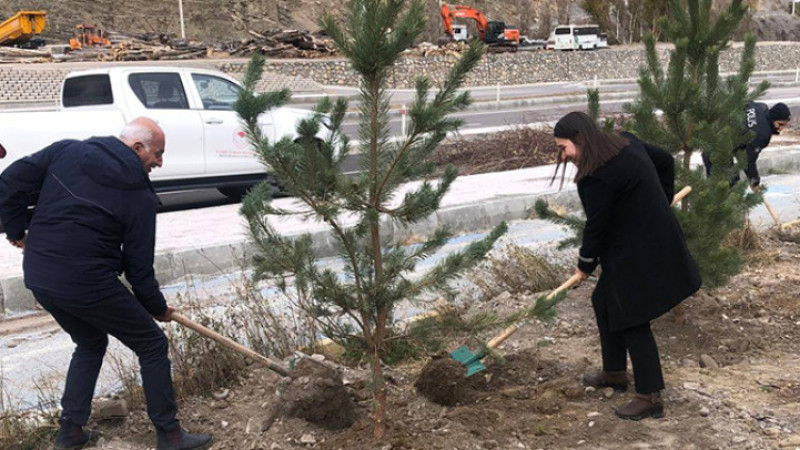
xmin=69 ymin=24 xmax=111 ymax=50
xmin=0 ymin=11 xmax=47 ymax=49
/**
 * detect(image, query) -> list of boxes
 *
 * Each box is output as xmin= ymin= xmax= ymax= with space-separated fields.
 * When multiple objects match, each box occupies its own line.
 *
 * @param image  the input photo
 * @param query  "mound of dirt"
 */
xmin=277 ymin=358 xmax=356 ymax=430
xmin=414 ymin=356 xmax=480 ymax=406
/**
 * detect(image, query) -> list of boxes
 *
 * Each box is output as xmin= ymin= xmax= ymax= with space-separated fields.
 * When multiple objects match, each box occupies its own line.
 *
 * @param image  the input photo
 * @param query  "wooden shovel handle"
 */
xmin=671 ymin=186 xmax=691 ymax=207
xmin=170 ymin=312 xmax=290 ymax=377
xmin=484 ymin=185 xmax=691 ymax=352
xmin=762 ymin=196 xmax=782 ymax=228
xmin=487 ymin=273 xmax=584 ymax=349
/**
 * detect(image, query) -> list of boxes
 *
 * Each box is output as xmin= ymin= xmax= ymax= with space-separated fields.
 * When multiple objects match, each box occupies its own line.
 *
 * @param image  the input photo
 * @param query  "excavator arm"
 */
xmin=440 ymin=4 xmax=488 ymax=40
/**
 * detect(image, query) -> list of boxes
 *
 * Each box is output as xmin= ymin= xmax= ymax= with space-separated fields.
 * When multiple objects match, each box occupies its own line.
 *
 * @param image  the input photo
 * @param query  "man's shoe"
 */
xmin=582 ymin=370 xmax=629 ymax=392
xmin=156 ymin=427 xmax=213 ymax=450
xmin=614 ymin=392 xmax=665 ymax=420
xmin=53 ymin=423 xmax=101 ymax=450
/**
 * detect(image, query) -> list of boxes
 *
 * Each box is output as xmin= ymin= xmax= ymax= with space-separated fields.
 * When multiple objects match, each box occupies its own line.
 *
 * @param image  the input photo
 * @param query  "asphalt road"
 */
xmin=159 ymin=82 xmax=800 ymax=212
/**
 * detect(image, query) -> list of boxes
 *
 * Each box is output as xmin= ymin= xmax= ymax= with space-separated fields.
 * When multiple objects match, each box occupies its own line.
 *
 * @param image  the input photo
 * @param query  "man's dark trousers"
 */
xmin=33 ymin=286 xmax=178 ymax=429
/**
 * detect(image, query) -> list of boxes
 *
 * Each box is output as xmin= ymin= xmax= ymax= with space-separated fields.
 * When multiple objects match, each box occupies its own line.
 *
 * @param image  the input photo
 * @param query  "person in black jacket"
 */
xmin=702 ymin=102 xmax=791 ymax=187
xmin=0 ymin=118 xmax=212 ymax=450
xmin=552 ymin=112 xmax=702 ymax=420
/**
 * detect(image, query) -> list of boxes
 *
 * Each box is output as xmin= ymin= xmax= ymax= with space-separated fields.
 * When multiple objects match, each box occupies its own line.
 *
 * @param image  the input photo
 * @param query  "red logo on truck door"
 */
xmin=233 ymin=130 xmax=249 ymax=149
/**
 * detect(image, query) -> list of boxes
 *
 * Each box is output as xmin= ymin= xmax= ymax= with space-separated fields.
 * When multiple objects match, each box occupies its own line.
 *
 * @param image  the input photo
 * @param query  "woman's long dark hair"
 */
xmin=551 ymin=112 xmax=628 ymax=186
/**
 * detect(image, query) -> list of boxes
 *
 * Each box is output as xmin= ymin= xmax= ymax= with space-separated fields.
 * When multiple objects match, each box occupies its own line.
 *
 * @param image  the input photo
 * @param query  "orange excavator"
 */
xmin=69 ymin=24 xmax=111 ymax=50
xmin=440 ymin=4 xmax=519 ymax=51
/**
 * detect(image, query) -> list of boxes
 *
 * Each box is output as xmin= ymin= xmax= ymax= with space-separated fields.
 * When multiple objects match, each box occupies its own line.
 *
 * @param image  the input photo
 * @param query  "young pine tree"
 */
xmin=235 ymin=0 xmax=506 ymax=439
xmin=625 ymin=0 xmax=764 ymax=287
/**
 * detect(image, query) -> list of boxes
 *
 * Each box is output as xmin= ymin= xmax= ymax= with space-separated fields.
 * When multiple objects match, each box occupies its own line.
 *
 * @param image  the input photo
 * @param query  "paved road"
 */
xmin=162 ymin=83 xmax=800 ymax=211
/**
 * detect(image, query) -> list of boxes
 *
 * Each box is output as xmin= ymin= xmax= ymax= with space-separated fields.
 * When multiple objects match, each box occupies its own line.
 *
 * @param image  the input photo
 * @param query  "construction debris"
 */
xmin=217 ymin=29 xmax=336 ymax=58
xmin=0 ymin=46 xmax=51 ymax=63
xmin=0 ymin=28 xmax=487 ymax=64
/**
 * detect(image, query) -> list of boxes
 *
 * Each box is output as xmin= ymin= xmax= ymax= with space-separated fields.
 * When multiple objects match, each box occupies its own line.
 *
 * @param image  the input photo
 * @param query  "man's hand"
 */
xmin=8 ymin=235 xmax=25 ymax=250
xmin=155 ymin=306 xmax=175 ymax=323
xmin=574 ymin=268 xmax=590 ymax=282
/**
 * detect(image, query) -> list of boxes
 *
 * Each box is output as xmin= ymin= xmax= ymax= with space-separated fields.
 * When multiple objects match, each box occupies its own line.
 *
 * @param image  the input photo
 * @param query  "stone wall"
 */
xmin=2 ymin=43 xmax=800 ymax=107
xmin=252 ymin=43 xmax=800 ymax=88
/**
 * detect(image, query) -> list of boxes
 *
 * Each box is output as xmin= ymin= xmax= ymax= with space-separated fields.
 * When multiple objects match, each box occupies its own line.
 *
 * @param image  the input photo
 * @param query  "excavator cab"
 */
xmin=484 ymin=21 xmax=506 ymax=44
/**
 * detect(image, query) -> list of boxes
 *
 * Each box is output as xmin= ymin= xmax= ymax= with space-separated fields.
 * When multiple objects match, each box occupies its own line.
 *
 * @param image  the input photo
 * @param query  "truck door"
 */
xmin=125 ymin=72 xmax=205 ymax=179
xmin=189 ymin=73 xmax=272 ymax=176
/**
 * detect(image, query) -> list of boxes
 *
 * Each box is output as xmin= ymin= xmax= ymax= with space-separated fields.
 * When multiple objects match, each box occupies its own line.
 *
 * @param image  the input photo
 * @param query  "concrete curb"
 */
xmin=0 ymin=188 xmax=581 ymax=316
xmin=3 ymin=145 xmax=800 ymax=315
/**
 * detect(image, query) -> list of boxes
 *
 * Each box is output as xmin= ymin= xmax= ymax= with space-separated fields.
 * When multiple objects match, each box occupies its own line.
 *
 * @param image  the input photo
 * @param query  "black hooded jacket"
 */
xmin=741 ymin=102 xmax=775 ymax=183
xmin=0 ymin=137 xmax=166 ymax=316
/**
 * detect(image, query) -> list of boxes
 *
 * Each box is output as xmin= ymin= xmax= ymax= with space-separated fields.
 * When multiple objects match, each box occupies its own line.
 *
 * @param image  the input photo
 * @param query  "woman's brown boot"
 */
xmin=614 ymin=392 xmax=664 ymax=420
xmin=582 ymin=370 xmax=629 ymax=392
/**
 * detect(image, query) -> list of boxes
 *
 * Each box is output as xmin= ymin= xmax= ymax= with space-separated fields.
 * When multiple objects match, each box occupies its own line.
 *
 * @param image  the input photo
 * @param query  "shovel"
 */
xmin=761 ymin=196 xmax=782 ymax=228
xmin=451 ymin=273 xmax=584 ymax=376
xmin=450 ymin=185 xmax=694 ymax=376
xmin=170 ymin=312 xmax=291 ymax=377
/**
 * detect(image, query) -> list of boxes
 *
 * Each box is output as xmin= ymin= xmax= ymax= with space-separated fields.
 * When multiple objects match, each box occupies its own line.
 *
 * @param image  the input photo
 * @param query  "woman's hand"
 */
xmin=574 ymin=268 xmax=590 ymax=282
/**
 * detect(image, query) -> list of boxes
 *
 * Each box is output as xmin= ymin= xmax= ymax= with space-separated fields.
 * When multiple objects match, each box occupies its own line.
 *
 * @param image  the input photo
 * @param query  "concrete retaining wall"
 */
xmin=3 ymin=42 xmax=800 ymax=106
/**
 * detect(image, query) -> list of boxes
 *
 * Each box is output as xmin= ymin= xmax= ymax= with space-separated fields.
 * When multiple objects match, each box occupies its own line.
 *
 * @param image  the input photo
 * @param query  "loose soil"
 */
xmin=65 ymin=233 xmax=800 ymax=450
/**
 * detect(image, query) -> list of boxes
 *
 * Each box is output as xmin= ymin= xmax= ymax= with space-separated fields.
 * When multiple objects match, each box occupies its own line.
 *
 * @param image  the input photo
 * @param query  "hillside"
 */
xmin=1 ymin=0 xmax=798 ymax=45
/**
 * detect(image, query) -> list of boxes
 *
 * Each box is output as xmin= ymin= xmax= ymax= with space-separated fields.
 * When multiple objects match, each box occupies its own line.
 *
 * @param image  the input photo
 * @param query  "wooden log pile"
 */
xmin=0 ymin=47 xmax=53 ymax=64
xmin=217 ymin=29 xmax=337 ymax=58
xmin=53 ymin=31 xmax=208 ymax=62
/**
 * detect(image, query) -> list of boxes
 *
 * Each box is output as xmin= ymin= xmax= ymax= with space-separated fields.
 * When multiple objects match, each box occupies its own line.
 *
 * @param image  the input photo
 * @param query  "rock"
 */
xmin=587 ymin=411 xmax=601 ymax=418
xmin=680 ymin=357 xmax=699 ymax=368
xmin=778 ymin=435 xmax=800 ymax=447
xmin=221 ymin=420 xmax=229 ymax=428
xmin=699 ymin=407 xmax=710 ymax=417
xmin=683 ymin=382 xmax=701 ymax=390
xmin=603 ymin=387 xmax=615 ymax=398
xmin=491 ymin=291 xmax=512 ymax=303
xmin=92 ymin=399 xmax=129 ymax=420
xmin=588 ymin=421 xmax=595 ymax=428
xmin=764 ymin=427 xmax=782 ymax=437
xmin=584 ymin=386 xmax=596 ymax=393
xmin=213 ymin=389 xmax=231 ymax=400
xmin=246 ymin=417 xmax=266 ymax=434
xmin=699 ymin=354 xmax=720 ymax=369
xmin=299 ymin=434 xmax=316 ymax=445
xmin=484 ymin=440 xmax=499 ymax=449
xmin=270 ymin=443 xmax=283 ymax=450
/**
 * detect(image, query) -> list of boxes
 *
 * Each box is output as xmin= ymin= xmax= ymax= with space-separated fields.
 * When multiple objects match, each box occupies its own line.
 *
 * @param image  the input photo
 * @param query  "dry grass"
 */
xmin=431 ymin=126 xmax=557 ymax=176
xmin=0 ymin=367 xmax=60 ymax=450
xmin=472 ymin=243 xmax=564 ymax=300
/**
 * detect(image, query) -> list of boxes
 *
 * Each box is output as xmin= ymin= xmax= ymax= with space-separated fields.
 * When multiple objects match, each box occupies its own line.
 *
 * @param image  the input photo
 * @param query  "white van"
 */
xmin=552 ymin=24 xmax=601 ymax=51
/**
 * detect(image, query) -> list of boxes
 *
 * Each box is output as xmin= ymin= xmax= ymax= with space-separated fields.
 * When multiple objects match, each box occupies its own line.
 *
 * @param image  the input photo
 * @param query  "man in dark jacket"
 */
xmin=0 ymin=118 xmax=212 ymax=450
xmin=702 ymin=102 xmax=791 ymax=187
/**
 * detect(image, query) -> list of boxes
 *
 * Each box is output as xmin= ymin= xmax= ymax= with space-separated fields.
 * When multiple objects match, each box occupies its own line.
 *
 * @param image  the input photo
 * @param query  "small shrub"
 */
xmin=473 ymin=243 xmax=563 ymax=299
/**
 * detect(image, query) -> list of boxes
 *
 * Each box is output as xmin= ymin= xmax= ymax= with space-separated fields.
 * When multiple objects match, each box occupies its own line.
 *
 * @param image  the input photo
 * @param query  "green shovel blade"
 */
xmin=450 ymin=345 xmax=488 ymax=377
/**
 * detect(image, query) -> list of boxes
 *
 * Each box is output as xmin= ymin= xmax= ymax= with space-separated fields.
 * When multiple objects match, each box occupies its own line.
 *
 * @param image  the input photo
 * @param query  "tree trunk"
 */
xmin=371 ymin=341 xmax=387 ymax=439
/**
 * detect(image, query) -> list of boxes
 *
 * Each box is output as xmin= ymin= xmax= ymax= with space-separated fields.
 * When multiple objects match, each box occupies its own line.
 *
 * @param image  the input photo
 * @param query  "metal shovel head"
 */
xmin=450 ymin=345 xmax=488 ymax=376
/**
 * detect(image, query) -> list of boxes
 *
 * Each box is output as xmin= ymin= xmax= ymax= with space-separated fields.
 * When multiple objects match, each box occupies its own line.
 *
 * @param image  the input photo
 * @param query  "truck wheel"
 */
xmin=218 ymin=186 xmax=250 ymax=200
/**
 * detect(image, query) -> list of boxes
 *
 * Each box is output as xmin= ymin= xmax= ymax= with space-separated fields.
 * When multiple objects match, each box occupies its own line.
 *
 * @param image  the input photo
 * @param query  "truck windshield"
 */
xmin=191 ymin=74 xmax=241 ymax=111
xmin=63 ymin=75 xmax=114 ymax=107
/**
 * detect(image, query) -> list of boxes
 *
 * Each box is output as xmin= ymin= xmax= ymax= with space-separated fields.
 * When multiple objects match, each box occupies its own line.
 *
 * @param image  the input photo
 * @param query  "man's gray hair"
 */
xmin=119 ymin=121 xmax=156 ymax=146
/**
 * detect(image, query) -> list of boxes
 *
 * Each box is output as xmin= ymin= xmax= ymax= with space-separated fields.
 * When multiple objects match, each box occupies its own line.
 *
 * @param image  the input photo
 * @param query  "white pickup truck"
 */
xmin=0 ymin=66 xmax=319 ymax=198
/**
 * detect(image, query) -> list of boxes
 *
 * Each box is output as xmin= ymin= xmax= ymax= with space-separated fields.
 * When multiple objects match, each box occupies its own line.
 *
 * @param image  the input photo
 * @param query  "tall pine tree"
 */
xmin=625 ymin=0 xmax=764 ymax=287
xmin=235 ymin=0 xmax=506 ymax=439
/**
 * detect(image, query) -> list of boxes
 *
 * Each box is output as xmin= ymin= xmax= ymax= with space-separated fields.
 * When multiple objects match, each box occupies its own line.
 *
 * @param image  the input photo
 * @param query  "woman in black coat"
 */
xmin=552 ymin=112 xmax=702 ymax=420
